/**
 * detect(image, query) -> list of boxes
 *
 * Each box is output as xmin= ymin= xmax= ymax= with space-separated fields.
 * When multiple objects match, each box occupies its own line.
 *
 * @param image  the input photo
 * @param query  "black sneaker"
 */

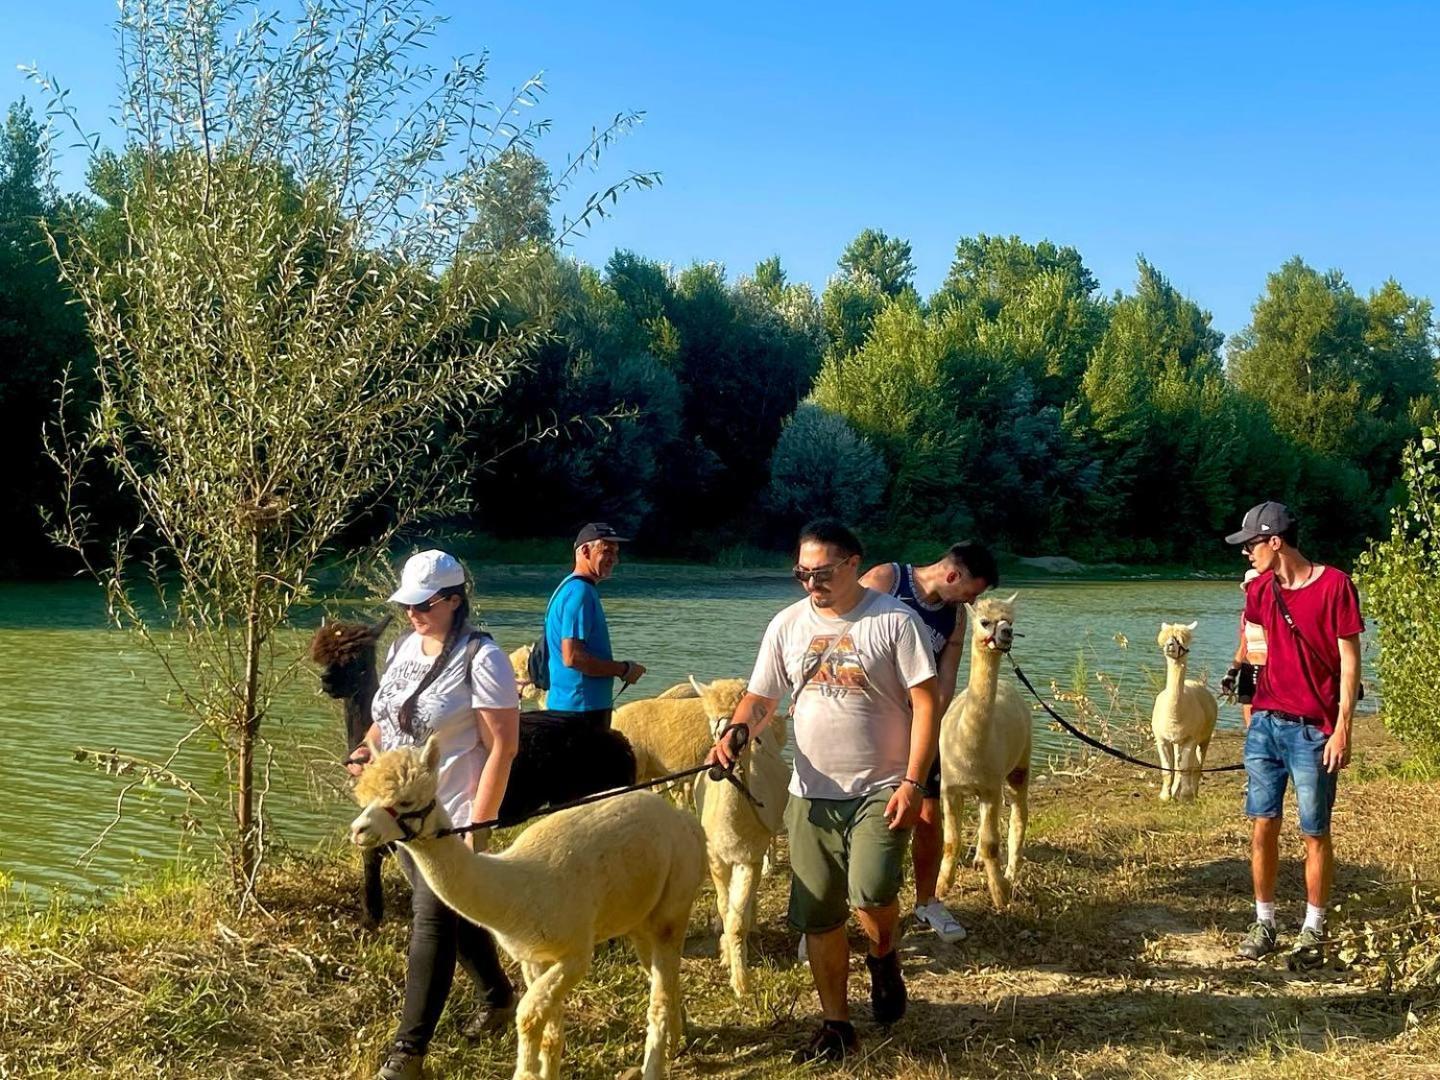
xmin=461 ymin=993 xmax=517 ymax=1040
xmin=866 ymin=949 xmax=907 ymax=1025
xmin=1236 ymin=920 xmax=1279 ymax=961
xmin=790 ymin=1020 xmax=858 ymax=1064
xmin=1287 ymin=926 xmax=1326 ymax=971
xmin=377 ymin=1043 xmax=425 ymax=1080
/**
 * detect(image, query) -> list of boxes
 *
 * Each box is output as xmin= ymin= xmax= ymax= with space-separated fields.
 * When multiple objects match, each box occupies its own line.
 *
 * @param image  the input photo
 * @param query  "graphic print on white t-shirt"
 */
xmin=802 ymin=633 xmax=867 ymax=698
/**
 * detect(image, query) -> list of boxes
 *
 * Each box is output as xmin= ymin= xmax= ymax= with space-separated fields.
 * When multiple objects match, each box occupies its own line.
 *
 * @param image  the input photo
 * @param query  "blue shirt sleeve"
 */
xmin=554 ymin=579 xmax=595 ymax=645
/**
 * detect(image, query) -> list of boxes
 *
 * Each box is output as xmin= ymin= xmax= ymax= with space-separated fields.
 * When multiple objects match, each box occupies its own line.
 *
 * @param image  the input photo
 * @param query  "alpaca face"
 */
xmin=690 ymin=676 xmax=785 ymax=750
xmin=966 ymin=594 xmax=1019 ymax=653
xmin=350 ymin=739 xmax=442 ymax=849
xmin=1157 ymin=621 xmax=1198 ymax=660
xmin=509 ymin=643 xmax=543 ymax=703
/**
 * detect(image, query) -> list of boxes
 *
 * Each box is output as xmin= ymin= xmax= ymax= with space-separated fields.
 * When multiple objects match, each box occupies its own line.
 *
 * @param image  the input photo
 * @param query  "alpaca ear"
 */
xmin=964 ymin=601 xmax=977 ymax=618
xmin=420 ymin=735 xmax=441 ymax=770
xmin=1185 ymin=621 xmax=1198 ymax=630
xmin=688 ymin=674 xmax=706 ymax=697
xmin=364 ymin=735 xmax=382 ymax=761
xmin=1002 ymin=592 xmax=1018 ymax=605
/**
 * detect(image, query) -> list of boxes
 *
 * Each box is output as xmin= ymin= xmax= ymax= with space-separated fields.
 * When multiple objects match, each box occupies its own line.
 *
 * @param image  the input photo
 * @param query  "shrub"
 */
xmin=765 ymin=402 xmax=888 ymax=528
xmin=1356 ymin=427 xmax=1440 ymax=764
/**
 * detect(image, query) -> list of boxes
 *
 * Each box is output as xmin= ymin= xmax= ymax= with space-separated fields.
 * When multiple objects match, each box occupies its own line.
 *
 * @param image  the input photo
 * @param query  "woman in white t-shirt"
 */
xmin=348 ymin=549 xmax=519 ymax=1080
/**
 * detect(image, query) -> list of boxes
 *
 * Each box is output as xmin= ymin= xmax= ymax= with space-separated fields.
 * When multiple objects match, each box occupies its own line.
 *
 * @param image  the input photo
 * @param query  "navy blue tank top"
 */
xmin=888 ymin=562 xmax=957 ymax=659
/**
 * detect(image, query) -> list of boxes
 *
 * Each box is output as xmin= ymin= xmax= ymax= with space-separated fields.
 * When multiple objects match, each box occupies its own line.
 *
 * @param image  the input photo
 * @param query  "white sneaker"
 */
xmin=914 ymin=899 xmax=968 ymax=943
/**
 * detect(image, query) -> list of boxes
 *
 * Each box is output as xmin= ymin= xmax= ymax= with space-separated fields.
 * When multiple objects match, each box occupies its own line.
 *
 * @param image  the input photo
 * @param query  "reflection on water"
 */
xmin=0 ymin=567 xmax=1374 ymax=895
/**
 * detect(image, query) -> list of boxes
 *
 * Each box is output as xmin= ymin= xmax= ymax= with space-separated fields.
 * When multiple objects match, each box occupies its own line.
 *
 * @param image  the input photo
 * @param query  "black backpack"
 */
xmin=527 ymin=575 xmax=576 ymax=693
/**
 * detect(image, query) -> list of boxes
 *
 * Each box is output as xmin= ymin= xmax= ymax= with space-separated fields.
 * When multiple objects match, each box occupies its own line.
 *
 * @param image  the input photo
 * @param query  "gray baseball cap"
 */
xmin=1225 ymin=501 xmax=1295 ymax=545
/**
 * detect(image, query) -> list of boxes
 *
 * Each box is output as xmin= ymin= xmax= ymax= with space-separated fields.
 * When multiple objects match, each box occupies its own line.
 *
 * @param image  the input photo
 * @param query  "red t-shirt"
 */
xmin=1244 ymin=566 xmax=1365 ymax=733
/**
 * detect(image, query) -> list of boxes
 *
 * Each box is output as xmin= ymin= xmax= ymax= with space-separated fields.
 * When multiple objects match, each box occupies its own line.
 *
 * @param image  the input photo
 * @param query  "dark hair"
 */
xmin=797 ymin=519 xmax=864 ymax=561
xmin=397 ymin=585 xmax=470 ymax=737
xmin=1279 ymin=523 xmax=1299 ymax=548
xmin=946 ymin=541 xmax=999 ymax=589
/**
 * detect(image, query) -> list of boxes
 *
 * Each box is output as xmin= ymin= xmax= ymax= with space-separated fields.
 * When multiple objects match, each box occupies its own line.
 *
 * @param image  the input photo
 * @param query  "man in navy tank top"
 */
xmin=861 ymin=542 xmax=998 ymax=943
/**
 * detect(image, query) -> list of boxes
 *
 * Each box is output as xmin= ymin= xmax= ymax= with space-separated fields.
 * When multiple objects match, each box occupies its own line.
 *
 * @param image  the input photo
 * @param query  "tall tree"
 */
xmin=837 ymin=227 xmax=916 ymax=298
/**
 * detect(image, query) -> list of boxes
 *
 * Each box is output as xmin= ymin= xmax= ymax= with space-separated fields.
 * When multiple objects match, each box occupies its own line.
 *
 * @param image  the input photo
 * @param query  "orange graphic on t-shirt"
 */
xmin=803 ymin=634 xmax=868 ymax=689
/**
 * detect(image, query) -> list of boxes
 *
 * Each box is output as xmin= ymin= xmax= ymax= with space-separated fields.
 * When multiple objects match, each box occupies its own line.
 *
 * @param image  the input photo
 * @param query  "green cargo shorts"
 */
xmin=785 ymin=786 xmax=912 ymax=934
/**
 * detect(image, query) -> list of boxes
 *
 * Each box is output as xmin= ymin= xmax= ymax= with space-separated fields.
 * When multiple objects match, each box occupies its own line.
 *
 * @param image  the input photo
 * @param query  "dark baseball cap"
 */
xmin=1225 ymin=501 xmax=1295 ymax=545
xmin=574 ymin=522 xmax=630 ymax=548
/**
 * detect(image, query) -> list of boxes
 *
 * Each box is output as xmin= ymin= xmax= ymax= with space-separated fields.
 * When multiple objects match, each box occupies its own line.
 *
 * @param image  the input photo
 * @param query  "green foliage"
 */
xmin=1356 ymin=427 xmax=1440 ymax=764
xmin=765 ymin=402 xmax=887 ymax=528
xmin=836 ymin=227 xmax=916 ymax=298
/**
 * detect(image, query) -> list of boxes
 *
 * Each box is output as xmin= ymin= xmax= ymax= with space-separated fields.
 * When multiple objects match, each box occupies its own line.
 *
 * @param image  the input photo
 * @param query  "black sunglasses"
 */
xmin=793 ymin=560 xmax=848 ymax=584
xmin=402 ymin=594 xmax=452 ymax=613
xmin=1242 ymin=537 xmax=1271 ymax=553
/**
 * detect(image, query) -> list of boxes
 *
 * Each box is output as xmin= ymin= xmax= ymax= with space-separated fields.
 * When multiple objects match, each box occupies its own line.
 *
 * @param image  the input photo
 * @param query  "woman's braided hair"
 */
xmin=397 ymin=586 xmax=471 ymax=737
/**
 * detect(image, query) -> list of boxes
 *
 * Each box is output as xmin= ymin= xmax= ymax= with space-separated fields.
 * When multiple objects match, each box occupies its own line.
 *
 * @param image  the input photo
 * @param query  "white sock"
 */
xmin=1255 ymin=900 xmax=1276 ymax=926
xmin=1304 ymin=903 xmax=1326 ymax=933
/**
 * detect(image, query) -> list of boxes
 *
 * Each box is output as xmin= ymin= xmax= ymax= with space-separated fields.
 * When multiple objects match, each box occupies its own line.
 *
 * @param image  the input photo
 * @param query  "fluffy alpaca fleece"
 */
xmin=689 ymin=678 xmax=789 ymax=998
xmin=936 ymin=594 xmax=1033 ymax=910
xmin=1151 ymin=622 xmax=1219 ymax=802
xmin=352 ymin=741 xmax=706 ymax=1080
xmin=509 ymin=643 xmax=696 ymax=710
xmin=613 ymin=682 xmax=746 ymax=783
xmin=501 ymin=718 xmax=637 ymax=824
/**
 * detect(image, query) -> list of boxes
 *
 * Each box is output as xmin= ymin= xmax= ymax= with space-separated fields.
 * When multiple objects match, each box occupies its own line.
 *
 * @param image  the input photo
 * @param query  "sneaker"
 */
xmin=866 ymin=949 xmax=907 ymax=1025
xmin=790 ymin=1019 xmax=858 ymax=1064
xmin=1287 ymin=926 xmax=1326 ymax=972
xmin=461 ymin=993 xmax=517 ymax=1040
xmin=1236 ymin=920 xmax=1279 ymax=961
xmin=913 ymin=898 xmax=968 ymax=944
xmin=377 ymin=1043 xmax=425 ymax=1080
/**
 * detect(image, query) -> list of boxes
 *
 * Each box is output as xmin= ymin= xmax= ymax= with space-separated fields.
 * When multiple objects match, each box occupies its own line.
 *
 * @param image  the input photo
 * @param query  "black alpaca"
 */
xmin=309 ymin=619 xmax=639 ymax=926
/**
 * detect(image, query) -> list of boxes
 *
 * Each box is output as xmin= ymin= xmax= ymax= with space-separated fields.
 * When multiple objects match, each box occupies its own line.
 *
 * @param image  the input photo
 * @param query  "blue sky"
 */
xmin=6 ymin=0 xmax=1437 ymax=339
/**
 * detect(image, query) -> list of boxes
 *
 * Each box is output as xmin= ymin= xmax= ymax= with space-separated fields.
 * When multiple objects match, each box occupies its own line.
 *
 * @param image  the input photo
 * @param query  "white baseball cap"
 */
xmin=388 ymin=549 xmax=466 ymax=605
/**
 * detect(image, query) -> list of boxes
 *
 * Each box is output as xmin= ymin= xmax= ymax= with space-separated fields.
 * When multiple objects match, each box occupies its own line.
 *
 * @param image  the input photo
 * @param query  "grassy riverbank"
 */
xmin=4 ymin=715 xmax=1437 ymax=1079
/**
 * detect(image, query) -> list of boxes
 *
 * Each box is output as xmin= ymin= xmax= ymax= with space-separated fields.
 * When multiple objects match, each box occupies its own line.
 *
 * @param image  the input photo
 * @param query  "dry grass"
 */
xmin=3 ymin=714 xmax=1439 ymax=1079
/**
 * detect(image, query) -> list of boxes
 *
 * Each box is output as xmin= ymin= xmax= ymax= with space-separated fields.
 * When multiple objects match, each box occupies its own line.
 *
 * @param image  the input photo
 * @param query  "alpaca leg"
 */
xmin=1193 ymin=739 xmax=1211 ymax=800
xmin=513 ymin=956 xmax=588 ymax=1080
xmin=360 ymin=846 xmax=385 ymax=928
xmin=935 ymin=784 xmax=965 ymax=901
xmin=1156 ymin=739 xmax=1175 ymax=800
xmin=641 ymin=940 xmax=684 ymax=1080
xmin=1005 ymin=779 xmax=1029 ymax=885
xmin=976 ymin=795 xmax=1010 ymax=909
xmin=708 ymin=854 xmax=731 ymax=938
xmin=723 ymin=861 xmax=758 ymax=998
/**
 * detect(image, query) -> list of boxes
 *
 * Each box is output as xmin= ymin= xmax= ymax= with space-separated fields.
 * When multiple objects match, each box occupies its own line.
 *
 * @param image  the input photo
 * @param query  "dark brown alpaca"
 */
xmin=310 ymin=615 xmax=392 ymax=927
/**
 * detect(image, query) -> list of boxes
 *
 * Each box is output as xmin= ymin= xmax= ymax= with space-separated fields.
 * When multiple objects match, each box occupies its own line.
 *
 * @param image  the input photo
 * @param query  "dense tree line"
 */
xmin=1 ymin=96 xmax=1434 ymax=574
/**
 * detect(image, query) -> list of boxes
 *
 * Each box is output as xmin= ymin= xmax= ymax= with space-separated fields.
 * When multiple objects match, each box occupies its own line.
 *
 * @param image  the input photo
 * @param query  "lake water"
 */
xmin=0 ymin=566 xmax=1376 ymax=896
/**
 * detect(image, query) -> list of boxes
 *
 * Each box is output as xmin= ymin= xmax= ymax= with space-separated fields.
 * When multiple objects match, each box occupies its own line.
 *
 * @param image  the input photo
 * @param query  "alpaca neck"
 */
xmin=401 ymin=834 xmax=530 ymax=930
xmin=956 ymin=645 xmax=1003 ymax=741
xmin=1161 ymin=657 xmax=1188 ymax=719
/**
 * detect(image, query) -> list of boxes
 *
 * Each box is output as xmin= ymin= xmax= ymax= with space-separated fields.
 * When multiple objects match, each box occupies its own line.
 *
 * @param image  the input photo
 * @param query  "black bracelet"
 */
xmin=902 ymin=776 xmax=926 ymax=792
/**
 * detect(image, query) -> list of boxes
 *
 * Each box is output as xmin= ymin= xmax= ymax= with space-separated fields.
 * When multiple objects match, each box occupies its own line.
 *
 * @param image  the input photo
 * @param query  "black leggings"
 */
xmin=394 ymin=848 xmax=513 ymax=1052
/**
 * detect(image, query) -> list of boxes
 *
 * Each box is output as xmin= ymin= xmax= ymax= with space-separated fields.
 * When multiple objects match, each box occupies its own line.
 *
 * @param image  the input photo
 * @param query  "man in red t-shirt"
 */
xmin=1224 ymin=501 xmax=1364 ymax=970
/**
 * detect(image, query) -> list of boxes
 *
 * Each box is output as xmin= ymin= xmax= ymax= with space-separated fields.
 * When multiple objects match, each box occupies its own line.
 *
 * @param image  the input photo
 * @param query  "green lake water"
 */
xmin=0 ymin=565 xmax=1376 ymax=897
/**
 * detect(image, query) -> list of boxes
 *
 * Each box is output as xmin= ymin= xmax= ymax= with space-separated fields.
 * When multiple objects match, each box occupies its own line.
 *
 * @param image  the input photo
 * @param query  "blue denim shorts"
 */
xmin=1244 ymin=710 xmax=1338 ymax=836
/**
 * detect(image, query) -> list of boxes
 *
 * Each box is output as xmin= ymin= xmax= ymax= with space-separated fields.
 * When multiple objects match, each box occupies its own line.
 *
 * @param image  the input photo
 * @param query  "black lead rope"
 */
xmin=1008 ymin=656 xmax=1247 ymax=774
xmin=435 ymin=723 xmax=760 ymax=840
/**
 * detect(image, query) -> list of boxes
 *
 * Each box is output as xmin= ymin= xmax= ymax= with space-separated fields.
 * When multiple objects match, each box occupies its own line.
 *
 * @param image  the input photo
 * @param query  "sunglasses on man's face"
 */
xmin=403 ymin=594 xmax=451 ymax=613
xmin=793 ymin=561 xmax=846 ymax=585
xmin=1242 ymin=537 xmax=1271 ymax=554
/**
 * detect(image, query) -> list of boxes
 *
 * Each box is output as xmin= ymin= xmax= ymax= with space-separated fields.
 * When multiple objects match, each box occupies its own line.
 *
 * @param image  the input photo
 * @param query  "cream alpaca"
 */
xmin=689 ymin=677 xmax=789 ymax=998
xmin=1151 ymin=622 xmax=1219 ymax=802
xmin=936 ymin=594 xmax=1033 ymax=910
xmin=508 ymin=643 xmax=694 ymax=710
xmin=614 ymin=683 xmax=743 ymax=782
xmin=351 ymin=740 xmax=705 ymax=1080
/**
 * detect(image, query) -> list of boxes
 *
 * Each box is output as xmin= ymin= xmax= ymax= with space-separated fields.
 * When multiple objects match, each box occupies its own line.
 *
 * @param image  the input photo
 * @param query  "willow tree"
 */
xmin=36 ymin=0 xmax=651 ymax=891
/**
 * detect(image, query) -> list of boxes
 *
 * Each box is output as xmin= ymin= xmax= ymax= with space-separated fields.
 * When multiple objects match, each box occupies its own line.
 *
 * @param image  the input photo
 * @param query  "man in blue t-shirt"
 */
xmin=543 ymin=522 xmax=647 ymax=728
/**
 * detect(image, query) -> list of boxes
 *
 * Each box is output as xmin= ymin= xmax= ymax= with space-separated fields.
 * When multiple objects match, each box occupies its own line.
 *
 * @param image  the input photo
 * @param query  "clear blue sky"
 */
xmin=6 ymin=0 xmax=1438 ymax=339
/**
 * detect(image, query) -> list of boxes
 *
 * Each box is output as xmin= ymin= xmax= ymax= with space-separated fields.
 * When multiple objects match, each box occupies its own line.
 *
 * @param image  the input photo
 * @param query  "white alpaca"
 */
xmin=509 ymin=643 xmax=695 ymax=710
xmin=689 ymin=677 xmax=789 ymax=998
xmin=936 ymin=594 xmax=1033 ymax=910
xmin=351 ymin=740 xmax=705 ymax=1080
xmin=614 ymin=685 xmax=739 ymax=783
xmin=1151 ymin=622 xmax=1219 ymax=802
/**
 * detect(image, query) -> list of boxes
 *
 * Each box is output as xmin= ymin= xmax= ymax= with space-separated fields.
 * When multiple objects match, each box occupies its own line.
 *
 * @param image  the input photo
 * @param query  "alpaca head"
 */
xmin=1157 ymin=621 xmax=1198 ymax=661
xmin=309 ymin=615 xmax=392 ymax=699
xmin=350 ymin=737 xmax=445 ymax=849
xmin=965 ymin=593 xmax=1019 ymax=653
xmin=508 ymin=643 xmax=545 ymax=704
xmin=688 ymin=676 xmax=786 ymax=751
